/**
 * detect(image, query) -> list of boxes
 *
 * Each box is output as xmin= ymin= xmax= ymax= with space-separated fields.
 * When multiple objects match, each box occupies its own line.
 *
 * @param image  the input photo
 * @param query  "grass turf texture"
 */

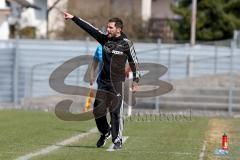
xmin=1 ymin=110 xmax=239 ymax=160
xmin=0 ymin=110 xmax=95 ymax=160
xmin=32 ymin=117 xmax=208 ymax=160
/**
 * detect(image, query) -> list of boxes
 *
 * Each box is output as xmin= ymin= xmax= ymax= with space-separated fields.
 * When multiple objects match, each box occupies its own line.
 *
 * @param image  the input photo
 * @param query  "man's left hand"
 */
xmin=132 ymin=82 xmax=139 ymax=93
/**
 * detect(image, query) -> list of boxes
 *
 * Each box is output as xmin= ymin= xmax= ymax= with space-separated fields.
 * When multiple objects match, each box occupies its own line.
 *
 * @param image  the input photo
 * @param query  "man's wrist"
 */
xmin=72 ymin=16 xmax=79 ymax=21
xmin=133 ymin=77 xmax=140 ymax=83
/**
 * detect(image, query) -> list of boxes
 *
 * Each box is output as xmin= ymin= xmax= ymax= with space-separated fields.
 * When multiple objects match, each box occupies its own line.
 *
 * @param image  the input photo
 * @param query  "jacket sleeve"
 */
xmin=72 ymin=16 xmax=107 ymax=45
xmin=126 ymin=41 xmax=141 ymax=83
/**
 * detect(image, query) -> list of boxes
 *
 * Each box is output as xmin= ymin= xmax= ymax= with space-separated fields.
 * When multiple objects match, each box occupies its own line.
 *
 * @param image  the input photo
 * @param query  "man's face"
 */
xmin=106 ymin=22 xmax=121 ymax=38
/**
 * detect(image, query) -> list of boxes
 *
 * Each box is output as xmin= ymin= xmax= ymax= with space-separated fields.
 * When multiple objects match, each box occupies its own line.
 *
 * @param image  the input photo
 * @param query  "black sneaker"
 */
xmin=96 ymin=132 xmax=110 ymax=147
xmin=113 ymin=141 xmax=122 ymax=150
xmin=113 ymin=138 xmax=122 ymax=150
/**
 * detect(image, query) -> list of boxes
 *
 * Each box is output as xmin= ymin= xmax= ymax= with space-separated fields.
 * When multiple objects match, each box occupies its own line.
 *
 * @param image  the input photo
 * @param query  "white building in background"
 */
xmin=141 ymin=0 xmax=152 ymax=21
xmin=19 ymin=0 xmax=68 ymax=39
xmin=19 ymin=0 xmax=47 ymax=38
xmin=0 ymin=1 xmax=10 ymax=40
xmin=1 ymin=0 xmax=178 ymax=40
xmin=0 ymin=0 xmax=68 ymax=39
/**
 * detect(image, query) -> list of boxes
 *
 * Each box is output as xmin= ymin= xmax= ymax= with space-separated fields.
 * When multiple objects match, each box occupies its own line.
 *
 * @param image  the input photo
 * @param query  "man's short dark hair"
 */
xmin=108 ymin=17 xmax=123 ymax=30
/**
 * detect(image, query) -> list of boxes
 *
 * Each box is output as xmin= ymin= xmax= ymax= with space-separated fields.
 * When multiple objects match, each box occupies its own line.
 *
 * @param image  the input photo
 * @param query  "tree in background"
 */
xmin=57 ymin=0 xmax=108 ymax=40
xmin=58 ymin=0 xmax=146 ymax=41
xmin=170 ymin=0 xmax=240 ymax=41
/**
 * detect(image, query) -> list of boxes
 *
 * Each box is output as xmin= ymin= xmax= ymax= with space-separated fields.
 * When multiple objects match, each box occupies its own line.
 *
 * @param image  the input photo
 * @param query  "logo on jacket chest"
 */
xmin=104 ymin=41 xmax=127 ymax=55
xmin=112 ymin=50 xmax=123 ymax=55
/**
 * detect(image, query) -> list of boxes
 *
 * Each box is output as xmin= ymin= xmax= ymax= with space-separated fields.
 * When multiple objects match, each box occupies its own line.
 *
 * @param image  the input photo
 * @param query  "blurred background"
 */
xmin=0 ymin=0 xmax=240 ymax=117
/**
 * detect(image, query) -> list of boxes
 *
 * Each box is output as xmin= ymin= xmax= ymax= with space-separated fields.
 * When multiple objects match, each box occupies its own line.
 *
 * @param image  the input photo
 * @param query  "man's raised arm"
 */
xmin=63 ymin=12 xmax=107 ymax=44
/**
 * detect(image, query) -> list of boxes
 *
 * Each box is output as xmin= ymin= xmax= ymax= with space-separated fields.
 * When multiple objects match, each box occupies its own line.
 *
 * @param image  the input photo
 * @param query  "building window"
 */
xmin=5 ymin=0 xmax=11 ymax=7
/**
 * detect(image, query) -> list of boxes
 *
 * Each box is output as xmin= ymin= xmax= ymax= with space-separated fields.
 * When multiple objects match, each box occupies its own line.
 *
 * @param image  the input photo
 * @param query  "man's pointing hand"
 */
xmin=63 ymin=11 xmax=74 ymax=20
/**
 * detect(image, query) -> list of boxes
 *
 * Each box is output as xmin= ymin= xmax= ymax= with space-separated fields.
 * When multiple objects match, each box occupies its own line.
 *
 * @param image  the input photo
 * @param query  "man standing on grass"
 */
xmin=64 ymin=12 xmax=140 ymax=150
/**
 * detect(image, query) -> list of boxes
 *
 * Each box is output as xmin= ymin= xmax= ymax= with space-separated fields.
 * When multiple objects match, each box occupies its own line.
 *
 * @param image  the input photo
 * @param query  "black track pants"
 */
xmin=93 ymin=80 xmax=124 ymax=142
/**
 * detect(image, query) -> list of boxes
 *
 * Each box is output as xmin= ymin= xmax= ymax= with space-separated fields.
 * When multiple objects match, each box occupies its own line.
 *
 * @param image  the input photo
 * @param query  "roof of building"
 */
xmin=7 ymin=0 xmax=41 ymax=10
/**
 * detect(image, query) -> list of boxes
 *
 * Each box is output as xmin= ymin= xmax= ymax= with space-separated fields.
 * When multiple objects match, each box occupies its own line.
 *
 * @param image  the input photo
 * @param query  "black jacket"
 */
xmin=72 ymin=16 xmax=140 ymax=83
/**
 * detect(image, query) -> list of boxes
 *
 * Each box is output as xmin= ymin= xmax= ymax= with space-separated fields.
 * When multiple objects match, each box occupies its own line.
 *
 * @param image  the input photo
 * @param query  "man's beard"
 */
xmin=107 ymin=33 xmax=113 ymax=38
xmin=107 ymin=32 xmax=117 ymax=38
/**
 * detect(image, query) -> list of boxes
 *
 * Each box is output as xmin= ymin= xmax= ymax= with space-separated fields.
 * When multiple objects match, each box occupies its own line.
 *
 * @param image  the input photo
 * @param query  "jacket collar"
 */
xmin=110 ymin=34 xmax=124 ymax=41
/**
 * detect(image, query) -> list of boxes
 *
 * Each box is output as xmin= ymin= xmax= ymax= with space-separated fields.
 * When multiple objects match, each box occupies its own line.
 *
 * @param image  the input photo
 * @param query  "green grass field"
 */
xmin=0 ymin=110 xmax=239 ymax=160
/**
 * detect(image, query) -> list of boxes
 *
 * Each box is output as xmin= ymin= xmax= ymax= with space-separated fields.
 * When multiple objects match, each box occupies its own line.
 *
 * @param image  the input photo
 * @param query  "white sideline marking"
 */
xmin=107 ymin=136 xmax=129 ymax=152
xmin=199 ymin=141 xmax=207 ymax=160
xmin=15 ymin=128 xmax=97 ymax=160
